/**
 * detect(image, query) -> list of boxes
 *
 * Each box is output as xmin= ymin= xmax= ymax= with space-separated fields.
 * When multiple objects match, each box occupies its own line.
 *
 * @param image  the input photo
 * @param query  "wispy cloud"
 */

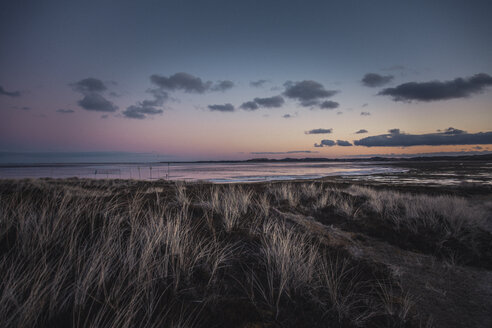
xmin=208 ymin=103 xmax=235 ymax=112
xmin=305 ymin=128 xmax=333 ymax=134
xmin=56 ymin=109 xmax=75 ymax=114
xmin=0 ymin=86 xmax=21 ymax=97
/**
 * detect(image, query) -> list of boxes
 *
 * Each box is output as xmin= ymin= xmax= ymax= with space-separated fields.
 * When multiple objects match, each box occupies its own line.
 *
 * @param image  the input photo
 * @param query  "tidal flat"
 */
xmin=0 ymin=171 xmax=491 ymax=327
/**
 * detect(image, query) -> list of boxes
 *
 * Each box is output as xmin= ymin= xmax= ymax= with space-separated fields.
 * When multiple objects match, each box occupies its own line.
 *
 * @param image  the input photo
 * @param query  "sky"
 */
xmin=1 ymin=0 xmax=492 ymax=161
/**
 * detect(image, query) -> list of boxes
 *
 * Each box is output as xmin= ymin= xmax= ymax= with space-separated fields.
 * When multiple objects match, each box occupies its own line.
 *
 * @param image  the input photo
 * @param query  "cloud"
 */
xmin=71 ymin=78 xmax=118 ymax=112
xmin=283 ymin=80 xmax=338 ymax=106
xmin=354 ymin=128 xmax=492 ymax=147
xmin=150 ymin=72 xmax=234 ymax=93
xmin=336 ymin=140 xmax=353 ymax=147
xmin=305 ymin=128 xmax=333 ymax=134
xmin=56 ymin=109 xmax=75 ymax=114
xmin=282 ymin=114 xmax=293 ymax=119
xmin=211 ymin=80 xmax=234 ymax=91
xmin=78 ymin=93 xmax=118 ymax=112
xmin=361 ymin=111 xmax=371 ymax=116
xmin=253 ymin=96 xmax=284 ymax=108
xmin=208 ymin=103 xmax=235 ymax=112
xmin=378 ymin=73 xmax=492 ymax=102
xmin=442 ymin=127 xmax=465 ymax=135
xmin=151 ymin=72 xmax=210 ymax=93
xmin=319 ymin=100 xmax=339 ymax=109
xmin=101 ymin=115 xmax=108 ymax=119
xmin=122 ymin=106 xmax=163 ymax=119
xmin=314 ymin=139 xmax=354 ymax=147
xmin=240 ymin=95 xmax=285 ymax=110
xmin=250 ymin=79 xmax=268 ymax=87
xmin=388 ymin=128 xmax=400 ymax=134
xmin=336 ymin=140 xmax=352 ymax=147
xmin=251 ymin=150 xmax=318 ymax=155
xmin=314 ymin=139 xmax=336 ymax=147
xmin=361 ymin=73 xmax=394 ymax=87
xmin=355 ymin=129 xmax=368 ymax=134
xmin=71 ymin=78 xmax=107 ymax=93
xmin=0 ymin=86 xmax=21 ymax=97
xmin=240 ymin=101 xmax=259 ymax=111
xmin=123 ymin=89 xmax=168 ymax=119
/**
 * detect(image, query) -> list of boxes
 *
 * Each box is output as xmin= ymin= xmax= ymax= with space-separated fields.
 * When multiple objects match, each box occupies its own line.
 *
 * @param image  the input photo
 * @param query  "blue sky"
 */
xmin=1 ymin=0 xmax=491 ymax=160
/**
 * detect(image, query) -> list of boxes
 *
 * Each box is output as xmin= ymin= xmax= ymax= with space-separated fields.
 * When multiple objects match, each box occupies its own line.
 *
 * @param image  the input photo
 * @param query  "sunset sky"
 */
xmin=1 ymin=0 xmax=491 ymax=161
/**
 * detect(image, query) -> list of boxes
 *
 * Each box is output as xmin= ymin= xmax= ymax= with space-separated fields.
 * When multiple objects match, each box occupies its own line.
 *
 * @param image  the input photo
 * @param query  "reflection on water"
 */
xmin=0 ymin=162 xmax=403 ymax=183
xmin=340 ymin=171 xmax=492 ymax=186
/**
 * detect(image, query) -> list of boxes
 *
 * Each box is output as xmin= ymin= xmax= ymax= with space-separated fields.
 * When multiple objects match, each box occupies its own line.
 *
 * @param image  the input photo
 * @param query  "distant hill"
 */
xmin=165 ymin=152 xmax=492 ymax=164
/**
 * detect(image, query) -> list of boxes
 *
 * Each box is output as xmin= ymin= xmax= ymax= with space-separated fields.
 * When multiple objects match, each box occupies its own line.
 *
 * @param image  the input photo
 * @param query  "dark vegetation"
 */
xmin=0 ymin=178 xmax=491 ymax=327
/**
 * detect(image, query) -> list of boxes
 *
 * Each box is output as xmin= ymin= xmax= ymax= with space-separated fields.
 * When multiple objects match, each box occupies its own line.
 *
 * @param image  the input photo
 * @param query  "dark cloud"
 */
xmin=71 ymin=78 xmax=107 ymax=93
xmin=71 ymin=78 xmax=118 ymax=112
xmin=211 ymin=80 xmax=234 ymax=91
xmin=151 ymin=72 xmax=210 ymax=93
xmin=442 ymin=127 xmax=465 ymax=135
xmin=56 ymin=109 xmax=75 ymax=114
xmin=361 ymin=73 xmax=394 ymax=87
xmin=378 ymin=73 xmax=492 ymax=102
xmin=362 ymin=103 xmax=368 ymax=107
xmin=78 ymin=93 xmax=118 ymax=112
xmin=388 ymin=128 xmax=400 ymax=134
xmin=305 ymin=128 xmax=333 ymax=135
xmin=123 ymin=89 xmax=168 ymax=119
xmin=208 ymin=103 xmax=235 ymax=112
xmin=319 ymin=100 xmax=339 ymax=109
xmin=336 ymin=140 xmax=353 ymax=147
xmin=314 ymin=139 xmax=336 ymax=147
xmin=101 ymin=115 xmax=108 ymax=119
xmin=250 ymin=79 xmax=268 ymax=87
xmin=240 ymin=101 xmax=259 ymax=111
xmin=283 ymin=80 xmax=338 ymax=106
xmin=251 ymin=150 xmax=318 ymax=155
xmin=122 ymin=106 xmax=163 ymax=119
xmin=361 ymin=111 xmax=371 ymax=116
xmin=314 ymin=139 xmax=353 ymax=147
xmin=355 ymin=129 xmax=368 ymax=134
xmin=240 ymin=95 xmax=285 ymax=110
xmin=253 ymin=96 xmax=284 ymax=108
xmin=0 ymin=86 xmax=21 ymax=97
xmin=282 ymin=114 xmax=293 ymax=119
xmin=150 ymin=72 xmax=234 ymax=93
xmin=354 ymin=129 xmax=492 ymax=147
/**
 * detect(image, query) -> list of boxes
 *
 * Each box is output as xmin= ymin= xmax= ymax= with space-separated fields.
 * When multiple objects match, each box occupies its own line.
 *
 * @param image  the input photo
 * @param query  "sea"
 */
xmin=0 ymin=161 xmax=403 ymax=183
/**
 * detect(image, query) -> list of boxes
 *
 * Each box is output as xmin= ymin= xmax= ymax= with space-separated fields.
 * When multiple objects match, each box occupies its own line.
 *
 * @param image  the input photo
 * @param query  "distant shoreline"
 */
xmin=0 ymin=153 xmax=491 ymax=168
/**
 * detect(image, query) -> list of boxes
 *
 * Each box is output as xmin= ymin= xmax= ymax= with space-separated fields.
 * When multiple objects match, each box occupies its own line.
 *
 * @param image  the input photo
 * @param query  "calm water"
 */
xmin=0 ymin=162 xmax=403 ymax=183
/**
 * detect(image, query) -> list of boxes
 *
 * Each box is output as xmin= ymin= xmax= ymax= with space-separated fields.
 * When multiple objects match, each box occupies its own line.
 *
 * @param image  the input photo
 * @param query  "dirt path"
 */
xmin=274 ymin=208 xmax=492 ymax=328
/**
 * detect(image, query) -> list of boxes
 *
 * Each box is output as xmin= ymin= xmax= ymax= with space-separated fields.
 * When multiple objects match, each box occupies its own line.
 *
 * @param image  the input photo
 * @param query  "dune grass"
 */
xmin=0 ymin=178 xmax=490 ymax=327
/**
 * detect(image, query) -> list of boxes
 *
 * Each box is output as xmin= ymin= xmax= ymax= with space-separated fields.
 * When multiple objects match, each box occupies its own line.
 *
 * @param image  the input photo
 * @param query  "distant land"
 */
xmin=177 ymin=153 xmax=492 ymax=164
xmin=0 ymin=152 xmax=491 ymax=168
